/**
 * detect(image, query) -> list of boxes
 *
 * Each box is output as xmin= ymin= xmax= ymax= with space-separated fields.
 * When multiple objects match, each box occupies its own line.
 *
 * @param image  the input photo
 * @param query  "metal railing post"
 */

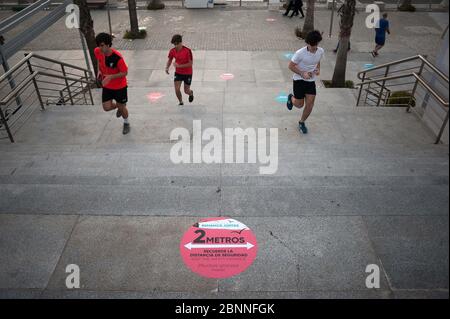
xmin=0 ymin=107 xmax=14 ymax=142
xmin=60 ymin=64 xmax=74 ymax=105
xmin=408 ymin=61 xmax=425 ymax=112
xmin=84 ymin=70 xmax=94 ymax=105
xmin=1 ymin=40 xmax=23 ymax=111
xmin=25 ymin=59 xmax=45 ymax=110
xmin=59 ymin=90 xmax=66 ymax=106
xmin=377 ymin=66 xmax=389 ymax=106
xmin=356 ymin=72 xmax=365 ymax=106
xmin=435 ymin=108 xmax=449 ymax=144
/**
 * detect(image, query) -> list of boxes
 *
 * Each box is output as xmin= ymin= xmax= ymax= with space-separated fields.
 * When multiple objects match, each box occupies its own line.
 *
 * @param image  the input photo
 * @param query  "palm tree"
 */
xmin=300 ymin=0 xmax=315 ymax=37
xmin=73 ymin=0 xmax=97 ymax=78
xmin=147 ymin=0 xmax=165 ymax=10
xmin=331 ymin=0 xmax=356 ymax=87
xmin=127 ymin=0 xmax=140 ymax=37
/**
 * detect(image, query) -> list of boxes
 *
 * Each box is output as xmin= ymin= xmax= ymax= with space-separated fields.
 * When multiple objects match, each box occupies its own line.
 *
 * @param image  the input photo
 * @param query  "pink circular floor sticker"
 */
xmin=266 ymin=18 xmax=276 ymax=22
xmin=220 ymin=73 xmax=234 ymax=81
xmin=146 ymin=92 xmax=165 ymax=102
xmin=180 ymin=217 xmax=258 ymax=279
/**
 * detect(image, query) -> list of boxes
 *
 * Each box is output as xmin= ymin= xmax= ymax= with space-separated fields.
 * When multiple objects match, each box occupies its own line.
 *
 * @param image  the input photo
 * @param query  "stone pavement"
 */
xmin=0 ymin=7 xmax=447 ymax=56
xmin=0 ymin=6 xmax=448 ymax=299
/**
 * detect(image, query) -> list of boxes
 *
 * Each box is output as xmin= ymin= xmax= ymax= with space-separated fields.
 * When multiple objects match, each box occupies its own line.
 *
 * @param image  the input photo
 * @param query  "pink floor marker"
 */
xmin=146 ymin=92 xmax=165 ymax=102
xmin=180 ymin=217 xmax=258 ymax=279
xmin=266 ymin=18 xmax=276 ymax=22
xmin=220 ymin=73 xmax=235 ymax=81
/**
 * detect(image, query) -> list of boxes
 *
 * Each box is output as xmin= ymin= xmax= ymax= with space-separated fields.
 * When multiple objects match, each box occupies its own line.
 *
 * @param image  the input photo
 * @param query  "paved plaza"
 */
xmin=0 ymin=5 xmax=448 ymax=299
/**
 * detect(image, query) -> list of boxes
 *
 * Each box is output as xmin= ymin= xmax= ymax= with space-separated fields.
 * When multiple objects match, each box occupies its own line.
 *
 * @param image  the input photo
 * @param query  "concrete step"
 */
xmin=0 ymin=182 xmax=447 ymax=216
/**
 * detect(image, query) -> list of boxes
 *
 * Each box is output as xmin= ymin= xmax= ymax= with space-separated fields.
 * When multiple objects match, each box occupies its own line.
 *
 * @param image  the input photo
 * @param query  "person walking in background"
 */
xmin=372 ymin=13 xmax=390 ymax=57
xmin=283 ymin=0 xmax=305 ymax=18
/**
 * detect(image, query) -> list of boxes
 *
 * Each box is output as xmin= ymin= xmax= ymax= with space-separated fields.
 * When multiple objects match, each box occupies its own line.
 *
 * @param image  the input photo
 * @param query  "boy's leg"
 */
xmin=102 ymin=89 xmax=118 ymax=112
xmin=184 ymin=84 xmax=193 ymax=96
xmin=116 ymin=103 xmax=129 ymax=119
xmin=292 ymin=96 xmax=304 ymax=108
xmin=116 ymin=103 xmax=130 ymax=134
xmin=102 ymin=100 xmax=117 ymax=112
xmin=287 ymin=80 xmax=305 ymax=110
xmin=183 ymin=75 xmax=194 ymax=102
xmin=375 ymin=44 xmax=383 ymax=53
xmin=174 ymin=81 xmax=183 ymax=104
xmin=184 ymin=84 xmax=194 ymax=103
xmin=300 ymin=94 xmax=316 ymax=123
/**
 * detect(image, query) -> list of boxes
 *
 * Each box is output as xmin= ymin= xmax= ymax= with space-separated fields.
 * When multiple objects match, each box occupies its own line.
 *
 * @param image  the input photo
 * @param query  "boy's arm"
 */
xmin=288 ymin=61 xmax=311 ymax=79
xmin=314 ymin=61 xmax=321 ymax=76
xmin=174 ymin=60 xmax=193 ymax=68
xmin=166 ymin=57 xmax=173 ymax=74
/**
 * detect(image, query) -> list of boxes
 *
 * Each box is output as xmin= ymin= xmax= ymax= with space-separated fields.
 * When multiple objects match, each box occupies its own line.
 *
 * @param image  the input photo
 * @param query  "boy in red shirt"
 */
xmin=94 ymin=32 xmax=130 ymax=135
xmin=165 ymin=34 xmax=194 ymax=106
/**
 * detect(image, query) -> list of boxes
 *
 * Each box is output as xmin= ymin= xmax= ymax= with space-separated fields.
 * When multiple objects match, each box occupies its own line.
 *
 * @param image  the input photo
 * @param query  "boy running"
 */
xmin=371 ymin=13 xmax=390 ymax=57
xmin=286 ymin=30 xmax=324 ymax=134
xmin=165 ymin=34 xmax=194 ymax=106
xmin=94 ymin=32 xmax=130 ymax=135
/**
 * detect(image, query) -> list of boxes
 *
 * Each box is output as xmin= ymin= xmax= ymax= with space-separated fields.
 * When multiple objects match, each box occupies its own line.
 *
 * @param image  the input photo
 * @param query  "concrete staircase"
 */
xmin=0 ymin=86 xmax=448 ymax=217
xmin=0 ymin=53 xmax=448 ymax=298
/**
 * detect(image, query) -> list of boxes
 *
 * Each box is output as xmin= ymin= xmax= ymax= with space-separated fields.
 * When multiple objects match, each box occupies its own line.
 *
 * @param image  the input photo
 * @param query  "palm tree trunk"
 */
xmin=128 ymin=0 xmax=140 ymax=36
xmin=302 ymin=0 xmax=315 ymax=36
xmin=331 ymin=0 xmax=356 ymax=87
xmin=331 ymin=36 xmax=350 ymax=87
xmin=73 ymin=0 xmax=97 ymax=78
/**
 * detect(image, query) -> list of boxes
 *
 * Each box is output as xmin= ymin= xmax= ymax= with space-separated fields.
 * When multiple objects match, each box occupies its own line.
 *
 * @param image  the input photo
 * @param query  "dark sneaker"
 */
xmin=371 ymin=51 xmax=376 ymax=58
xmin=189 ymin=92 xmax=194 ymax=103
xmin=122 ymin=123 xmax=130 ymax=135
xmin=299 ymin=122 xmax=308 ymax=134
xmin=179 ymin=101 xmax=184 ymax=106
xmin=286 ymin=93 xmax=293 ymax=111
xmin=116 ymin=108 xmax=122 ymax=118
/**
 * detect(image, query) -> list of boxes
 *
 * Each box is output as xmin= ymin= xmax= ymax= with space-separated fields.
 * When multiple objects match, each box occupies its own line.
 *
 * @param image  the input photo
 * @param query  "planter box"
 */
xmin=184 ymin=0 xmax=209 ymax=8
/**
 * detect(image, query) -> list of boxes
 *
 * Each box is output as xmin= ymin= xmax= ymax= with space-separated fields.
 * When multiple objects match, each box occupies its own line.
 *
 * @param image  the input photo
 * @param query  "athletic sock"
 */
xmin=123 ymin=118 xmax=129 ymax=124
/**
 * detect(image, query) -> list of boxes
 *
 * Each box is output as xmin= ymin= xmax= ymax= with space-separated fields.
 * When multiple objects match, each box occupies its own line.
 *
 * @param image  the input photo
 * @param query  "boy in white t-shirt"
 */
xmin=286 ymin=30 xmax=324 ymax=134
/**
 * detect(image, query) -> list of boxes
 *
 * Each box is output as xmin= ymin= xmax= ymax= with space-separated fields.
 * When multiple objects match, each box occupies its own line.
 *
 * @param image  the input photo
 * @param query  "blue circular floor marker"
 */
xmin=275 ymin=92 xmax=289 ymax=103
xmin=283 ymin=52 xmax=294 ymax=60
xmin=364 ymin=63 xmax=374 ymax=69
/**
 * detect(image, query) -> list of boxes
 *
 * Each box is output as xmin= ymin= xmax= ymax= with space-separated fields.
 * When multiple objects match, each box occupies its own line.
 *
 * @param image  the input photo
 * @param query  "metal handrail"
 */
xmin=412 ymin=73 xmax=449 ymax=107
xmin=0 ymin=70 xmax=93 ymax=106
xmin=356 ymin=73 xmax=449 ymax=108
xmin=357 ymin=55 xmax=449 ymax=84
xmin=0 ymin=0 xmax=51 ymax=34
xmin=0 ymin=52 xmax=93 ymax=85
xmin=0 ymin=72 xmax=38 ymax=106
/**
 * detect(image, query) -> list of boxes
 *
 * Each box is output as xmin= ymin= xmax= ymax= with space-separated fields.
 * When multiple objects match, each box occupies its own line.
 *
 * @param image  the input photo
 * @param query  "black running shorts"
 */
xmin=174 ymin=73 xmax=192 ymax=86
xmin=102 ymin=87 xmax=128 ymax=104
xmin=293 ymin=80 xmax=316 ymax=99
